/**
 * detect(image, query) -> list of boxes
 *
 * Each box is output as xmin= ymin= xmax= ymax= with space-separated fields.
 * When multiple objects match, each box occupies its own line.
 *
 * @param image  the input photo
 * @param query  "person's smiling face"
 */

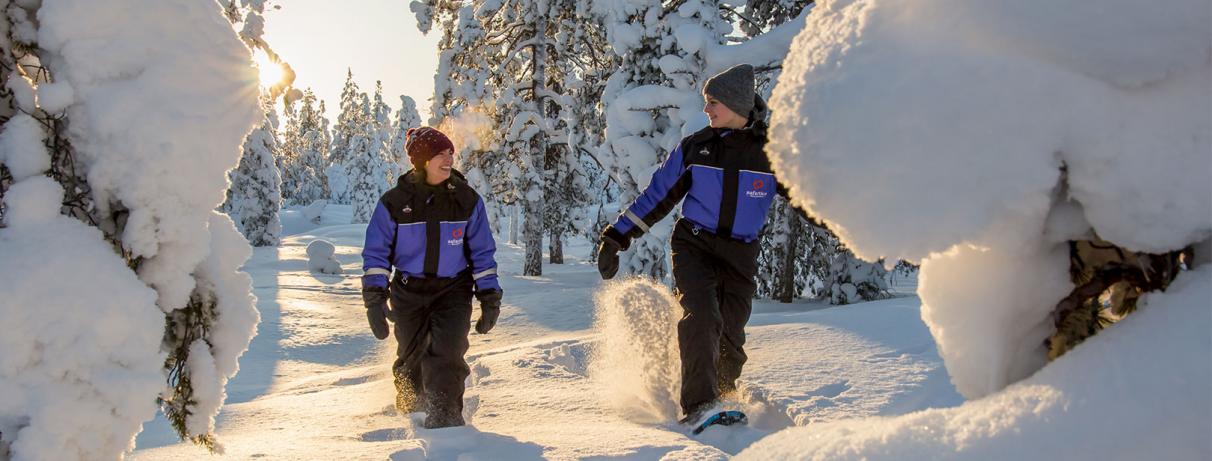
xmin=424 ymin=148 xmax=454 ymax=185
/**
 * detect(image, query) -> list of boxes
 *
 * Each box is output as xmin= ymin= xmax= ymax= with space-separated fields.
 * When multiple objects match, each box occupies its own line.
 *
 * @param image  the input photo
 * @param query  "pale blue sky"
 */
xmin=263 ymin=0 xmax=440 ymax=123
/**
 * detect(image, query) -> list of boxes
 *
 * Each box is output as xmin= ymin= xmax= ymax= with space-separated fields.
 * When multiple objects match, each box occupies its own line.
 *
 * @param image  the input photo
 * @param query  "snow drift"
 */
xmin=737 ymin=267 xmax=1211 ymax=460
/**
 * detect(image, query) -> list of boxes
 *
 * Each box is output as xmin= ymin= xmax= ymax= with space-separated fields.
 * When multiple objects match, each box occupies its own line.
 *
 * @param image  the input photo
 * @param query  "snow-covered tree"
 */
xmin=390 ymin=95 xmax=422 ymax=172
xmin=223 ymin=99 xmax=283 ymax=247
xmin=0 ymin=1 xmax=263 ymax=458
xmin=347 ymin=93 xmax=394 ymax=224
xmin=591 ymin=0 xmax=731 ymax=279
xmin=370 ymin=81 xmax=400 ymax=180
xmin=327 ymin=69 xmax=364 ymax=204
xmin=415 ymin=0 xmax=610 ymax=275
xmin=297 ymin=92 xmax=332 ymax=205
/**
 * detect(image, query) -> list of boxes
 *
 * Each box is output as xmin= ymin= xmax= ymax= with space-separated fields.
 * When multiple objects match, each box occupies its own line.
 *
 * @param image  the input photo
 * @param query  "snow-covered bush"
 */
xmin=766 ymin=0 xmax=1210 ymax=401
xmin=302 ymin=199 xmax=327 ymax=224
xmin=0 ymin=0 xmax=263 ymax=458
xmin=755 ymin=0 xmax=1209 ymax=455
xmin=306 ymin=239 xmax=343 ymax=275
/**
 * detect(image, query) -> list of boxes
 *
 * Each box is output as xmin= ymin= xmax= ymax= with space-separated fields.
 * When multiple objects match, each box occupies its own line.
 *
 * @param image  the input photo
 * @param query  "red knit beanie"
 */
xmin=404 ymin=126 xmax=455 ymax=167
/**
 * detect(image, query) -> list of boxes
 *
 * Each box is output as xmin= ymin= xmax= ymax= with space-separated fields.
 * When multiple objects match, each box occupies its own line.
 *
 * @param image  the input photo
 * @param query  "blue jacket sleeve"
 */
xmin=611 ymin=144 xmax=691 ymax=239
xmin=361 ymin=201 xmax=395 ymax=288
xmin=465 ymin=197 xmax=500 ymax=293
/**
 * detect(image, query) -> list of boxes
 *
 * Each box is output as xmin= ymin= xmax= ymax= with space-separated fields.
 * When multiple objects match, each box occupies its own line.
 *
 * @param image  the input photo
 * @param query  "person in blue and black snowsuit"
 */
xmin=598 ymin=64 xmax=797 ymax=423
xmin=361 ymin=126 xmax=502 ymax=429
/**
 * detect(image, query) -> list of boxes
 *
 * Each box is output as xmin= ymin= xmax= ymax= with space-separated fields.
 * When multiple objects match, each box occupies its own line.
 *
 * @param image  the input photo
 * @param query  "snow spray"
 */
xmin=589 ymin=278 xmax=683 ymax=423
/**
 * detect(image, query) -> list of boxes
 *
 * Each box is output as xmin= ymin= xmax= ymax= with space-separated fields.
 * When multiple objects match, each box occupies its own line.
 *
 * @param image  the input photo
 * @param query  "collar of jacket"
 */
xmin=394 ymin=168 xmax=477 ymax=209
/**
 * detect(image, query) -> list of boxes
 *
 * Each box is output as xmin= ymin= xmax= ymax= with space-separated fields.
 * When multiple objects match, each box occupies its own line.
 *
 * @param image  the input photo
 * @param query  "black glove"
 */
xmin=597 ymin=233 xmax=623 ymax=280
xmin=363 ymin=286 xmax=390 ymax=340
xmin=474 ymin=289 xmax=502 ymax=334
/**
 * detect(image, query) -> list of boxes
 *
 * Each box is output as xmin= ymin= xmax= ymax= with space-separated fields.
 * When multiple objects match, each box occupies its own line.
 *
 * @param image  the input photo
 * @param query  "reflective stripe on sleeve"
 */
xmin=473 ymin=268 xmax=497 ymax=280
xmin=624 ymin=209 xmax=650 ymax=233
xmin=365 ymin=268 xmax=391 ymax=276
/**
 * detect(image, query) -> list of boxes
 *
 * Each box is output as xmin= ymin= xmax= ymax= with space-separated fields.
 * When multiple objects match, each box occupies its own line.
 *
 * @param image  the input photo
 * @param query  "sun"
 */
xmin=253 ymin=49 xmax=285 ymax=88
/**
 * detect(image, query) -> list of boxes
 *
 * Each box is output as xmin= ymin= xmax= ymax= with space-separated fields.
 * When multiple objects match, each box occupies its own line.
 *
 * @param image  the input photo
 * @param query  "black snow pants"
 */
xmin=670 ymin=218 xmax=760 ymax=417
xmin=389 ymin=272 xmax=473 ymax=428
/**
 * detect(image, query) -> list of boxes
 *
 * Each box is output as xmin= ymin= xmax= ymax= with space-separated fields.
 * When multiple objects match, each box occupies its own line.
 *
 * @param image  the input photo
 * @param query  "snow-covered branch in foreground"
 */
xmin=0 ymin=0 xmax=263 ymax=459
xmin=758 ymin=0 xmax=1209 ymax=456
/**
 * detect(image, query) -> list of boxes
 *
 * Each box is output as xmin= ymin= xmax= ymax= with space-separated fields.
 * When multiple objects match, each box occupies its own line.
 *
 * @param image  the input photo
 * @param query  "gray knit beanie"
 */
xmin=702 ymin=64 xmax=756 ymax=118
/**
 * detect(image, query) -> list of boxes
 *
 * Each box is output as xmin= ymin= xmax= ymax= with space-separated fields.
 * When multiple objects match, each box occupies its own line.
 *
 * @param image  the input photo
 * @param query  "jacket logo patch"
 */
xmin=402 ymin=206 xmax=412 ymax=214
xmin=448 ymin=228 xmax=465 ymax=246
xmin=698 ymin=147 xmax=710 ymax=156
xmin=746 ymin=179 xmax=769 ymax=199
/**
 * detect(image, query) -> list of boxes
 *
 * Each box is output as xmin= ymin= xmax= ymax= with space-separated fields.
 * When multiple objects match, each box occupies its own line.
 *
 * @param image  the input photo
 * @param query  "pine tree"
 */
xmin=370 ymin=81 xmax=400 ymax=180
xmin=296 ymin=90 xmax=332 ymax=205
xmin=390 ymin=95 xmax=422 ymax=171
xmin=328 ymin=69 xmax=364 ymax=204
xmin=223 ymin=99 xmax=283 ymax=247
xmin=347 ymin=93 xmax=393 ymax=224
xmin=592 ymin=0 xmax=730 ymax=279
xmin=277 ymin=98 xmax=305 ymax=205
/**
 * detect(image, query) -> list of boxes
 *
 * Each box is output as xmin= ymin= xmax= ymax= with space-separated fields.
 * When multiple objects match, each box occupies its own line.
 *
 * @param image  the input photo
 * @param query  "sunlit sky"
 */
xmin=260 ymin=0 xmax=440 ymax=123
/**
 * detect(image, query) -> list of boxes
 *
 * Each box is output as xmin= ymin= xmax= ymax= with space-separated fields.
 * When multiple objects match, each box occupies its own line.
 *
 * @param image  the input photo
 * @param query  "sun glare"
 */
xmin=253 ymin=50 xmax=285 ymax=88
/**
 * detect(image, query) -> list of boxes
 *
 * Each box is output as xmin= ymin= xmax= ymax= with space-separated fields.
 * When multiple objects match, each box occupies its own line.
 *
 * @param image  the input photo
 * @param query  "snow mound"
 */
xmin=302 ymin=199 xmax=328 ymax=224
xmin=589 ymin=278 xmax=682 ymax=423
xmin=767 ymin=0 xmax=1211 ymax=399
xmin=384 ymin=417 xmax=545 ymax=460
xmin=306 ymin=239 xmax=343 ymax=274
xmin=737 ymin=267 xmax=1211 ymax=460
xmin=768 ymin=0 xmax=1210 ymax=263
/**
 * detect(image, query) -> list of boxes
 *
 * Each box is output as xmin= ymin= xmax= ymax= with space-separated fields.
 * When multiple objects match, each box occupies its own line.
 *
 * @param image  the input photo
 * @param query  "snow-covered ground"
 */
xmin=130 ymin=205 xmax=962 ymax=460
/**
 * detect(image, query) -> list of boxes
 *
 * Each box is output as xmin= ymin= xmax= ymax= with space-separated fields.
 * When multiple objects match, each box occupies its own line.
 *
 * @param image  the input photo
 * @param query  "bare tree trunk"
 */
xmin=777 ymin=209 xmax=800 ymax=303
xmin=522 ymin=13 xmax=549 ymax=276
xmin=523 ymin=196 xmax=543 ymax=275
xmin=549 ymin=230 xmax=564 ymax=264
xmin=509 ymin=204 xmax=519 ymax=245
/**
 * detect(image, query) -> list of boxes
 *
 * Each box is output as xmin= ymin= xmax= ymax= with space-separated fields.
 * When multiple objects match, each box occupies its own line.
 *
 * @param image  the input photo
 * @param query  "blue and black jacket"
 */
xmin=605 ymin=97 xmax=788 ymax=247
xmin=361 ymin=170 xmax=500 ymax=293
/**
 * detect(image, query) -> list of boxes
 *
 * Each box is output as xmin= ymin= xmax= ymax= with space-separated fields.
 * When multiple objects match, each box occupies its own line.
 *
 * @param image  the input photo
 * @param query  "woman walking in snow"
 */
xmin=360 ymin=126 xmax=502 ymax=429
xmin=597 ymin=64 xmax=796 ymax=424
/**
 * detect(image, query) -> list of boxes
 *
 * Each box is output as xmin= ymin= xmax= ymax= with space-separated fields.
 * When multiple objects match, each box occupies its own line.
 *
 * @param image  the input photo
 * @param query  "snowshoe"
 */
xmin=690 ymin=410 xmax=748 ymax=435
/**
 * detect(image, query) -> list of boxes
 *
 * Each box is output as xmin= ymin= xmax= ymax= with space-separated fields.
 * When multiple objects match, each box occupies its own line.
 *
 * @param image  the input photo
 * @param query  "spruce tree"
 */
xmin=296 ymin=90 xmax=332 ymax=205
xmin=328 ymin=69 xmax=363 ymax=204
xmin=223 ymin=99 xmax=283 ymax=247
xmin=347 ymin=93 xmax=393 ymax=224
xmin=390 ymin=95 xmax=422 ymax=171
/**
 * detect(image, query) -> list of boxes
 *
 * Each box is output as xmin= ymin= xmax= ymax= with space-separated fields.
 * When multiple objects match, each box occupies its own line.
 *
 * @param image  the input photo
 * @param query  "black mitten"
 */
xmin=474 ymin=289 xmax=502 ymax=334
xmin=363 ymin=287 xmax=390 ymax=340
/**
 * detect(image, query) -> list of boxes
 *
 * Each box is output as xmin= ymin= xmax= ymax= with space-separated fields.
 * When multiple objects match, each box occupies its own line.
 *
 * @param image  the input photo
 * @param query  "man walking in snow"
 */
xmin=598 ymin=64 xmax=795 ymax=424
xmin=361 ymin=127 xmax=503 ymax=429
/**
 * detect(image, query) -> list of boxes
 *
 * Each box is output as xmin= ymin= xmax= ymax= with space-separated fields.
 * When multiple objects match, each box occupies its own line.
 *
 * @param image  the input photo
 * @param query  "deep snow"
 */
xmin=131 ymin=205 xmax=962 ymax=460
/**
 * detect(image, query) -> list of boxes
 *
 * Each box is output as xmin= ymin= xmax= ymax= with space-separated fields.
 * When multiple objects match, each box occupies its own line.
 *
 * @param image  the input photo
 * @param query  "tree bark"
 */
xmin=777 ymin=208 xmax=800 ymax=303
xmin=549 ymin=230 xmax=564 ymax=264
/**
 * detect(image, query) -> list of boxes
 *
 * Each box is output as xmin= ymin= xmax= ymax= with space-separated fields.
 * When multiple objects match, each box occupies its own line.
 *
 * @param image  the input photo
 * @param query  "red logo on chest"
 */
xmin=753 ymin=179 xmax=765 ymax=190
xmin=452 ymin=228 xmax=464 ymax=239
